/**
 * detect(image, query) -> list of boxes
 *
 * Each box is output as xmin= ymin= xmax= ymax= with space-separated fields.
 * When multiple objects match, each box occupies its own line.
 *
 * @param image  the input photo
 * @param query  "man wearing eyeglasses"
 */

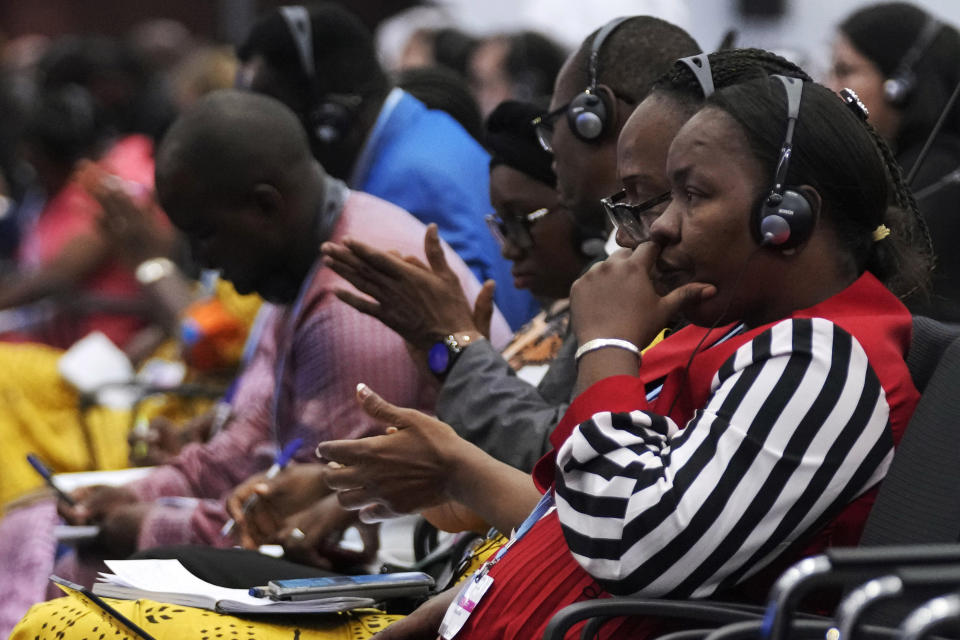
xmin=536 ymin=17 xmax=698 ymax=258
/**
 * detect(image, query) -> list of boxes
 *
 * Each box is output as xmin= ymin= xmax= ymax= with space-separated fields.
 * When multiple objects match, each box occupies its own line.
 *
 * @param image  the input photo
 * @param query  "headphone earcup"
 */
xmin=755 ymin=188 xmax=815 ymax=249
xmin=566 ymin=91 xmax=610 ymax=142
xmin=883 ymin=73 xmax=913 ymax=106
xmin=308 ymin=101 xmax=353 ymax=145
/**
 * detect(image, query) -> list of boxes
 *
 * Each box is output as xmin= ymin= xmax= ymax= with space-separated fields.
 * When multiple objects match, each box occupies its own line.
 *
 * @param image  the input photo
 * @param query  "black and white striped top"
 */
xmin=555 ymin=317 xmax=895 ymax=598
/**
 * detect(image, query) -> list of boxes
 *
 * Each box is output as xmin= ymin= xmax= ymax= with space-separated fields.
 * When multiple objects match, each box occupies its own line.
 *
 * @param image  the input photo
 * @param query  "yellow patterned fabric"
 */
xmin=452 ymin=533 xmax=508 ymax=585
xmin=11 ymin=596 xmax=402 ymax=640
xmin=0 ymin=342 xmax=131 ymax=508
xmin=0 ymin=280 xmax=262 ymax=511
xmin=11 ymin=531 xmax=509 ymax=638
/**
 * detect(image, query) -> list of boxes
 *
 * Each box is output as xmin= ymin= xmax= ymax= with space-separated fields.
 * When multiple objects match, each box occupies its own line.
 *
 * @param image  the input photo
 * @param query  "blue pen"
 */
xmin=221 ymin=437 xmax=304 ymax=538
xmin=26 ymin=453 xmax=77 ymax=506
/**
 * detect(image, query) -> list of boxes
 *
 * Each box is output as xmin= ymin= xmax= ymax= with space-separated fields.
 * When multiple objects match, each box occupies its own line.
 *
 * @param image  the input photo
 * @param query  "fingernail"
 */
xmin=327 ymin=461 xmax=343 ymax=469
xmin=356 ymin=382 xmax=371 ymax=398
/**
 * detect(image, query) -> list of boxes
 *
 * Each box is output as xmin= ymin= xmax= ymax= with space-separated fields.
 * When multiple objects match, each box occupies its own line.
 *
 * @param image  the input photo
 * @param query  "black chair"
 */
xmin=543 ymin=317 xmax=960 ymax=640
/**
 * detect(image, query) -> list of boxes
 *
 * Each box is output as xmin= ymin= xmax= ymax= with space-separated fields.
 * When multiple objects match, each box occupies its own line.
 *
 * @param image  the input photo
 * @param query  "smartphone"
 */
xmin=267 ymin=571 xmax=435 ymax=601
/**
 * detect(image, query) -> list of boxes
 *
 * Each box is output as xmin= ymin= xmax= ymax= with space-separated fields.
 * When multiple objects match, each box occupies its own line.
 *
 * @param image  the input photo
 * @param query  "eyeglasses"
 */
xmin=601 ymin=189 xmax=671 ymax=244
xmin=485 ymin=207 xmax=552 ymax=249
xmin=531 ymin=103 xmax=569 ymax=153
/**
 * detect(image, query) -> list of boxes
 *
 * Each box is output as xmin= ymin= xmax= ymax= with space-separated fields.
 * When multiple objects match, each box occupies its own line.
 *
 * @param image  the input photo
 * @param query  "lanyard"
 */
xmin=269 ymin=176 xmax=348 ymax=443
xmin=475 ymin=491 xmax=556 ymax=581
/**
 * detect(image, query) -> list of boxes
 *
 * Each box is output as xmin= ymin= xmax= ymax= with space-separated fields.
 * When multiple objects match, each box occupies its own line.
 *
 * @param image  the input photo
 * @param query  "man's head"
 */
xmin=156 ymin=89 xmax=324 ymax=304
xmin=236 ymin=3 xmax=389 ymax=178
xmin=468 ymin=31 xmax=567 ymax=118
xmin=543 ymin=17 xmax=699 ymax=255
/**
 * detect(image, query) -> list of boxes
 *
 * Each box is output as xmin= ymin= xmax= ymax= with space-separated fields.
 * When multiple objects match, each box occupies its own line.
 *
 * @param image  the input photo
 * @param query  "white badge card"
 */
xmin=438 ymin=572 xmax=494 ymax=639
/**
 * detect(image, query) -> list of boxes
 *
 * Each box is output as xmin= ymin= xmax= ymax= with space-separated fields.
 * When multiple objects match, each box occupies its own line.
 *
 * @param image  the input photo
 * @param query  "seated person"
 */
xmin=829 ymin=2 xmax=960 ymax=321
xmin=1 ymin=86 xmax=168 ymax=349
xmin=237 ymin=4 xmax=539 ymax=330
xmin=0 ymin=89 xmax=506 ymax=636
xmin=312 ymin=74 xmax=930 ymax=640
xmin=11 ymin=53 xmax=931 ymax=639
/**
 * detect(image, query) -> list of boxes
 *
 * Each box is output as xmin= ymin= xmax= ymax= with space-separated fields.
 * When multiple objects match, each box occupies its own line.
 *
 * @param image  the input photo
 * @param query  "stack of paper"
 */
xmin=93 ymin=559 xmax=375 ymax=614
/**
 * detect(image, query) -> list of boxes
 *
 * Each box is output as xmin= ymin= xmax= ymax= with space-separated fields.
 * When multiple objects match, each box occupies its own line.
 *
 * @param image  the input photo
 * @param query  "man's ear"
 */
xmin=595 ymin=84 xmax=623 ymax=139
xmin=252 ymin=183 xmax=284 ymax=218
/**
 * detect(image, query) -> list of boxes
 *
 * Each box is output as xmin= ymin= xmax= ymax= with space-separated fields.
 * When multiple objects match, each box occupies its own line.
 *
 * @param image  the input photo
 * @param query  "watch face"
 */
xmin=427 ymin=341 xmax=451 ymax=375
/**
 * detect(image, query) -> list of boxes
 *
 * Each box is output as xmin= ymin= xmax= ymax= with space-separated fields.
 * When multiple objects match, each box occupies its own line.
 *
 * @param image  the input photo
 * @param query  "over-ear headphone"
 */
xmin=883 ymin=14 xmax=942 ymax=106
xmin=279 ymin=6 xmax=359 ymax=145
xmin=566 ymin=17 xmax=629 ymax=143
xmin=677 ymin=53 xmax=715 ymax=97
xmin=754 ymin=75 xmax=816 ymax=250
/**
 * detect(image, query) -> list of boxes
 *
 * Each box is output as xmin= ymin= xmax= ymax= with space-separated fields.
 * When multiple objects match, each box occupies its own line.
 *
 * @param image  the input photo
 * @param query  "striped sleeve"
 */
xmin=554 ymin=317 xmax=895 ymax=598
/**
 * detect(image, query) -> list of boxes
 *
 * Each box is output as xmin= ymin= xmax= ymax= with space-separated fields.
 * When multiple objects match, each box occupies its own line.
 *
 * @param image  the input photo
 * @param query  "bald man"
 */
xmin=41 ymin=89 xmax=508 ymax=587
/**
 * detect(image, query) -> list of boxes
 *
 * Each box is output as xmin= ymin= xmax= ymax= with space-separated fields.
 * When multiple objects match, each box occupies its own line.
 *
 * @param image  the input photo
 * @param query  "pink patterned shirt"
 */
xmin=127 ymin=189 xmax=510 ymax=547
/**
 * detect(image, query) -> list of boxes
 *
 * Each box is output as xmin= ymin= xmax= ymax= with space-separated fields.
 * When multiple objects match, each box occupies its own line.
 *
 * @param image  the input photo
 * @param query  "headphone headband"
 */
xmin=677 ymin=54 xmax=714 ymax=97
xmin=770 ymin=75 xmax=802 ymax=195
xmin=279 ymin=6 xmax=315 ymax=81
xmin=755 ymin=74 xmax=815 ymax=249
xmin=278 ymin=5 xmax=357 ymax=146
xmin=587 ymin=17 xmax=630 ymax=92
xmin=884 ymin=14 xmax=942 ymax=104
xmin=895 ymin=15 xmax=941 ymax=81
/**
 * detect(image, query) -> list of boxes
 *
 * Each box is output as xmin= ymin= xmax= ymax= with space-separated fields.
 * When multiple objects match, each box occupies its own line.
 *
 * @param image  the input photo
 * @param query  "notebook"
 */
xmin=91 ymin=559 xmax=375 ymax=614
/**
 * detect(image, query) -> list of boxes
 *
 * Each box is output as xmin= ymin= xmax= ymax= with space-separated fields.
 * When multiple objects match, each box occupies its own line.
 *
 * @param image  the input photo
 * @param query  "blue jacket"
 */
xmin=350 ymin=90 xmax=538 ymax=329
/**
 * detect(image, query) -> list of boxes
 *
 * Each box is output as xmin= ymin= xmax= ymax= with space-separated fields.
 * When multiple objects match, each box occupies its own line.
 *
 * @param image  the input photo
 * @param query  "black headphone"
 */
xmin=754 ymin=75 xmax=815 ymax=250
xmin=279 ymin=6 xmax=360 ymax=146
xmin=676 ymin=57 xmax=813 ymax=249
xmin=566 ymin=17 xmax=630 ymax=143
xmin=883 ymin=14 xmax=942 ymax=106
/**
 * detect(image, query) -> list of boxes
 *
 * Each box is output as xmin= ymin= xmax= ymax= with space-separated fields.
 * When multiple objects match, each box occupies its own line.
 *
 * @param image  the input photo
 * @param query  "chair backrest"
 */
xmin=905 ymin=316 xmax=960 ymax=393
xmin=854 ymin=316 xmax=960 ymax=627
xmin=860 ymin=316 xmax=960 ymax=546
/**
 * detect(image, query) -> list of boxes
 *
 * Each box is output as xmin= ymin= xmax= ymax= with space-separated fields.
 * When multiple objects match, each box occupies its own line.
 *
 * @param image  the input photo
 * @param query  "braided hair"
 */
xmin=651 ymin=48 xmax=811 ymax=116
xmin=707 ymin=76 xmax=933 ymax=297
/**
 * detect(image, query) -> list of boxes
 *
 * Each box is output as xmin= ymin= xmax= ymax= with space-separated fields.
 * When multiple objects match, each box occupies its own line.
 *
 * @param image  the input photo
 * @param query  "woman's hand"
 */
xmin=318 ymin=384 xmax=541 ymax=535
xmin=372 ymin=587 xmax=458 ymax=639
xmin=317 ymin=384 xmax=467 ymax=522
xmin=59 ymin=484 xmax=138 ymax=526
xmin=571 ymin=243 xmax=715 ymax=349
xmin=321 ymin=224 xmax=493 ymax=351
xmin=278 ymin=494 xmax=380 ymax=571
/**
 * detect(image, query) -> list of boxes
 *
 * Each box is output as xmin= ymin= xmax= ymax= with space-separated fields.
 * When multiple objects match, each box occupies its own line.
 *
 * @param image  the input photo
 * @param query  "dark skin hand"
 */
xmin=318 ymin=384 xmax=540 ymax=536
xmin=128 ymin=412 xmax=221 ymax=467
xmin=78 ymin=160 xmax=174 ymax=268
xmin=571 ymin=243 xmax=715 ymax=394
xmin=58 ymin=485 xmax=144 ymax=556
xmin=371 ymin=587 xmax=457 ymax=639
xmin=320 ymin=223 xmax=495 ymax=351
xmin=225 ymin=463 xmax=329 ymax=549
xmin=278 ymin=495 xmax=380 ymax=572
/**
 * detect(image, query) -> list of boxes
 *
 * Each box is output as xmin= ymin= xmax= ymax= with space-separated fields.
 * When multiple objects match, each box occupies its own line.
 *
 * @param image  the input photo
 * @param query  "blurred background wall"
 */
xmin=4 ymin=0 xmax=960 ymax=80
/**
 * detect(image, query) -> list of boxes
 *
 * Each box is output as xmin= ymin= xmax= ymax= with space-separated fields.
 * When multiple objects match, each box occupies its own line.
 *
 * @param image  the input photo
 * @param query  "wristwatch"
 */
xmin=427 ymin=333 xmax=478 ymax=380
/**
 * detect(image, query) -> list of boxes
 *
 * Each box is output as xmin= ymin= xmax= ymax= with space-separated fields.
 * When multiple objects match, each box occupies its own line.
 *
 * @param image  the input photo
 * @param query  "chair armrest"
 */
xmin=706 ymin=618 xmax=900 ymax=640
xmin=827 ymin=544 xmax=960 ymax=569
xmin=542 ymin=599 xmax=762 ymax=640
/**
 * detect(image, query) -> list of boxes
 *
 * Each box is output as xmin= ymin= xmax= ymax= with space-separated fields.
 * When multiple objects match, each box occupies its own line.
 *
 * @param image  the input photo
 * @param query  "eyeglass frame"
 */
xmin=601 ymin=189 xmax=671 ymax=244
xmin=531 ymin=103 xmax=570 ymax=153
xmin=485 ymin=207 xmax=553 ymax=250
xmin=531 ymin=89 xmax=638 ymax=153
